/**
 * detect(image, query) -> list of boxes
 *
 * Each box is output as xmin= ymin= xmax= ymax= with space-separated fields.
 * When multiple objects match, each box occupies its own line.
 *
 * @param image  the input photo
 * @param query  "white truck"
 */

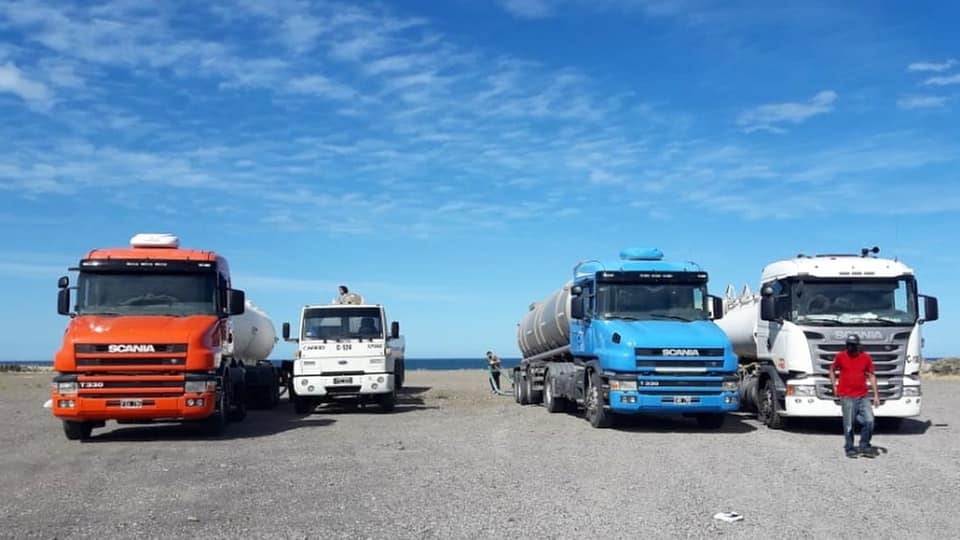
xmin=282 ymin=298 xmax=405 ymax=413
xmin=717 ymin=247 xmax=939 ymax=430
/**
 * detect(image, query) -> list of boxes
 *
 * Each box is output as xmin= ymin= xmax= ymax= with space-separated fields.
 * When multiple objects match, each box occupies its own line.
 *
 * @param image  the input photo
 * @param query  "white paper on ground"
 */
xmin=713 ymin=512 xmax=744 ymax=523
xmin=43 ymin=399 xmax=52 ymax=409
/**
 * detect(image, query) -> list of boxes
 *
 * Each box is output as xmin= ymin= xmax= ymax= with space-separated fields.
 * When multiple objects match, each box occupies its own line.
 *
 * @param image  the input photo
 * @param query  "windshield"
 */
xmin=795 ymin=278 xmax=917 ymax=325
xmin=596 ymin=283 xmax=709 ymax=322
xmin=76 ymin=272 xmax=217 ymax=316
xmin=302 ymin=307 xmax=383 ymax=340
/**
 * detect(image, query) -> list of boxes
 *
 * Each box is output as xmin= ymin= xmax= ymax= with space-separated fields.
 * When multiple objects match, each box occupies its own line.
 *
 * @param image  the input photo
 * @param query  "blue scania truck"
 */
xmin=513 ymin=248 xmax=739 ymax=428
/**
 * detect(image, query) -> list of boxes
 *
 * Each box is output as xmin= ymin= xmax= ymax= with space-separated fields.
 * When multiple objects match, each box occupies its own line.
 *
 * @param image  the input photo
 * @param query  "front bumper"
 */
xmin=292 ymin=373 xmax=394 ymax=397
xmin=50 ymin=391 xmax=216 ymax=421
xmin=783 ymin=395 xmax=921 ymax=417
xmin=608 ymin=390 xmax=740 ymax=414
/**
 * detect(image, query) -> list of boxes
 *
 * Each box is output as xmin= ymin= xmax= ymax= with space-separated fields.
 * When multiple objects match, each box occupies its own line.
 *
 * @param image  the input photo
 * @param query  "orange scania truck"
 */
xmin=51 ymin=233 xmax=263 ymax=440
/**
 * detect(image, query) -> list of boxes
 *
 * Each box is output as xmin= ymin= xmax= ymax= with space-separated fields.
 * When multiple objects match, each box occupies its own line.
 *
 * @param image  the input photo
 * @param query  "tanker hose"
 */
xmin=488 ymin=366 xmax=514 ymax=396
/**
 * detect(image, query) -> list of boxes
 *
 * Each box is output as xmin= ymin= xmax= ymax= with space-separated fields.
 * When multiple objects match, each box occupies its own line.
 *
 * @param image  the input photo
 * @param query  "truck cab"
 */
xmin=283 ymin=302 xmax=405 ymax=413
xmin=516 ymin=249 xmax=740 ymax=429
xmin=746 ymin=250 xmax=937 ymax=427
xmin=50 ymin=233 xmax=250 ymax=440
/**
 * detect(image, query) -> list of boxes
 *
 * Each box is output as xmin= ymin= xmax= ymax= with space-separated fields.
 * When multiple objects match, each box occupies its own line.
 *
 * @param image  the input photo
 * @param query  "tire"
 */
xmin=62 ymin=420 xmax=93 ymax=441
xmin=203 ymin=389 xmax=228 ymax=436
xmin=396 ymin=360 xmax=405 ymax=390
xmin=378 ymin=390 xmax=396 ymax=413
xmin=757 ymin=379 xmax=785 ymax=429
xmin=513 ymin=372 xmax=522 ymax=404
xmin=293 ymin=395 xmax=312 ymax=415
xmin=228 ymin=384 xmax=247 ymax=422
xmin=525 ymin=375 xmax=542 ymax=405
xmin=585 ymin=371 xmax=613 ymax=428
xmin=695 ymin=413 xmax=726 ymax=429
xmin=544 ymin=376 xmax=564 ymax=413
xmin=519 ymin=373 xmax=531 ymax=405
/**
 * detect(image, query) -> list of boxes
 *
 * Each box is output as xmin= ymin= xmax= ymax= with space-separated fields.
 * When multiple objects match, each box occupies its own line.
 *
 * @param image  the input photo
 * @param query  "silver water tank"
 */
xmin=517 ymin=283 xmax=573 ymax=358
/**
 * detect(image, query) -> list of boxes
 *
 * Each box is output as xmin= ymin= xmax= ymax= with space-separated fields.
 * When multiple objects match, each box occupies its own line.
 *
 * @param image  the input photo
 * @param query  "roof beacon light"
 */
xmin=130 ymin=233 xmax=180 ymax=249
xmin=620 ymin=248 xmax=664 ymax=261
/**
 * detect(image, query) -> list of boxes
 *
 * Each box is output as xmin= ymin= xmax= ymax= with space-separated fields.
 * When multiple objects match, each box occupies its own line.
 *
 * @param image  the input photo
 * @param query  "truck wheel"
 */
xmin=544 ymin=377 xmax=564 ymax=413
xmin=757 ymin=379 xmax=785 ymax=429
xmin=378 ymin=391 xmax=396 ymax=413
xmin=585 ymin=372 xmax=613 ymax=428
xmin=228 ymin=384 xmax=247 ymax=422
xmin=513 ymin=374 xmax=522 ymax=404
xmin=204 ymin=390 xmax=228 ymax=436
xmin=293 ymin=396 xmax=312 ymax=415
xmin=396 ymin=360 xmax=405 ymax=390
xmin=62 ymin=420 xmax=93 ymax=441
xmin=519 ymin=374 xmax=531 ymax=405
xmin=526 ymin=376 xmax=542 ymax=405
xmin=695 ymin=414 xmax=726 ymax=429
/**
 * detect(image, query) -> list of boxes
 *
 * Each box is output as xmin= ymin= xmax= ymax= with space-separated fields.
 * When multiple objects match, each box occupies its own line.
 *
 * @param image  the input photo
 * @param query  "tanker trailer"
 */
xmin=230 ymin=301 xmax=283 ymax=409
xmin=513 ymin=248 xmax=740 ymax=429
xmin=717 ymin=248 xmax=939 ymax=430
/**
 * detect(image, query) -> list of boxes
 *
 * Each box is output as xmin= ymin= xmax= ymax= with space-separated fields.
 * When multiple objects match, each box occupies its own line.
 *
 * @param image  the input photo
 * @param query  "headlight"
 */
xmin=788 ymin=385 xmax=816 ymax=397
xmin=610 ymin=380 xmax=637 ymax=391
xmin=902 ymin=387 xmax=921 ymax=397
xmin=722 ymin=379 xmax=739 ymax=391
xmin=185 ymin=380 xmax=215 ymax=393
xmin=906 ymin=355 xmax=921 ymax=364
xmin=57 ymin=382 xmax=78 ymax=395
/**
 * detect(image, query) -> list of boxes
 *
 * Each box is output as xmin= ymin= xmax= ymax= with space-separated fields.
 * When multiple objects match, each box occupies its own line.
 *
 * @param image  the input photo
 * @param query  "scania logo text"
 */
xmin=662 ymin=348 xmax=700 ymax=356
xmin=832 ymin=330 xmax=884 ymax=341
xmin=108 ymin=344 xmax=156 ymax=353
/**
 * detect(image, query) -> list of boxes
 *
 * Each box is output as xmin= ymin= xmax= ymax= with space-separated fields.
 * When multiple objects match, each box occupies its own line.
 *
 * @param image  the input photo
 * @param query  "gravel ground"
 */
xmin=1 ymin=370 xmax=958 ymax=539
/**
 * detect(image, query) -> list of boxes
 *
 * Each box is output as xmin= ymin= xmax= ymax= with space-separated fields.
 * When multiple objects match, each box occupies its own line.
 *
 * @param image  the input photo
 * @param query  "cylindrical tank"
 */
xmin=517 ymin=284 xmax=573 ymax=358
xmin=715 ymin=298 xmax=759 ymax=360
xmin=230 ymin=301 xmax=276 ymax=362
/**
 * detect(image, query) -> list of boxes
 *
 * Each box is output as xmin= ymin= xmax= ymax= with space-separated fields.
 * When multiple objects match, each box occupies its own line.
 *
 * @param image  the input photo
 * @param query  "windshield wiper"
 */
xmin=605 ymin=315 xmax=642 ymax=321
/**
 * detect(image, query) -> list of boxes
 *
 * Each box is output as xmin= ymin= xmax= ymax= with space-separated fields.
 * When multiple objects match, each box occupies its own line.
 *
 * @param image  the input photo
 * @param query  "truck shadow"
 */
xmin=289 ymin=386 xmax=437 ymax=417
xmin=84 ymin=411 xmax=336 ymax=442
xmin=606 ymin=412 xmax=759 ymax=433
xmin=773 ymin=417 xmax=931 ymax=436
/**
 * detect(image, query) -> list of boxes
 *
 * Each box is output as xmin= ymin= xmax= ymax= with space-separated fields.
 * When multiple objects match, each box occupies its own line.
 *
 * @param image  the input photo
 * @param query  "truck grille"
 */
xmin=635 ymin=347 xmax=726 ymax=372
xmin=326 ymin=385 xmax=362 ymax=394
xmin=812 ymin=343 xmax=904 ymax=374
xmin=74 ymin=343 xmax=189 ymax=370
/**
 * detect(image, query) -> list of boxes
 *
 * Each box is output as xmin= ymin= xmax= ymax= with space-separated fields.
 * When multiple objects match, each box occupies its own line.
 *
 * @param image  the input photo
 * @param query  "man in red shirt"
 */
xmin=829 ymin=334 xmax=880 ymax=458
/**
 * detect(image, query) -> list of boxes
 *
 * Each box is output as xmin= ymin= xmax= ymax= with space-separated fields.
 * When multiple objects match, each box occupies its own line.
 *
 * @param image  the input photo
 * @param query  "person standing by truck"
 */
xmin=829 ymin=334 xmax=881 ymax=458
xmin=486 ymin=351 xmax=502 ymax=393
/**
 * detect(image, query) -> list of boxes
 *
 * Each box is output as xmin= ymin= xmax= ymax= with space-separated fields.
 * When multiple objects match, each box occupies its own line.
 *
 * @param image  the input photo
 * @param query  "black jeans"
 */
xmin=489 ymin=369 xmax=501 ymax=391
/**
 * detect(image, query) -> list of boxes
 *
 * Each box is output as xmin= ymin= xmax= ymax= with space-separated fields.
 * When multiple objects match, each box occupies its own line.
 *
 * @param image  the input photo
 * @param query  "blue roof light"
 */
xmin=620 ymin=248 xmax=664 ymax=261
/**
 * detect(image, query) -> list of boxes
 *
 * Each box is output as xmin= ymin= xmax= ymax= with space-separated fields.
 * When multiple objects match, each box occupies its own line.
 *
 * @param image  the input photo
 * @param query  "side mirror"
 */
xmin=282 ymin=322 xmax=291 ymax=340
xmin=761 ymin=286 xmax=774 ymax=298
xmin=710 ymin=295 xmax=724 ymax=320
xmin=920 ymin=295 xmax=939 ymax=323
xmin=571 ymin=285 xmax=583 ymax=296
xmin=760 ymin=295 xmax=777 ymax=322
xmin=227 ymin=289 xmax=246 ymax=316
xmin=57 ymin=288 xmax=71 ymax=316
xmin=58 ymin=275 xmax=69 ymax=289
xmin=571 ymin=296 xmax=585 ymax=320
xmin=391 ymin=321 xmax=400 ymax=340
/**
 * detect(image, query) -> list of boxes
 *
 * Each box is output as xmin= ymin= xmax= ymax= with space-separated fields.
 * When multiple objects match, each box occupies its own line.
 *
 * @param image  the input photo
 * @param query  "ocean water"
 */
xmin=0 ymin=358 xmax=522 ymax=370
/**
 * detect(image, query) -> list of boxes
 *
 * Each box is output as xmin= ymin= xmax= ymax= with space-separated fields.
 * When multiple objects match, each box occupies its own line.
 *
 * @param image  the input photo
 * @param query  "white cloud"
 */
xmin=499 ymin=0 xmax=554 ymax=19
xmin=923 ymin=73 xmax=960 ymax=86
xmin=0 ymin=62 xmax=53 ymax=109
xmin=907 ymin=59 xmax=957 ymax=73
xmin=286 ymin=74 xmax=359 ymax=101
xmin=897 ymin=95 xmax=948 ymax=110
xmin=737 ymin=90 xmax=837 ymax=134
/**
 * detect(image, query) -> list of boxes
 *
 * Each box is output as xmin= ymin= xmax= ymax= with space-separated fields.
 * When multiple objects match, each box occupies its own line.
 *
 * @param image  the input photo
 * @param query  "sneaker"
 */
xmin=859 ymin=447 xmax=878 ymax=458
xmin=845 ymin=449 xmax=859 ymax=459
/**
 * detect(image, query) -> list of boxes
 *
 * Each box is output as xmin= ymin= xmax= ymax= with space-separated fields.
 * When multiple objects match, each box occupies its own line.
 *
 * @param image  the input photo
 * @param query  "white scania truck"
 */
xmin=717 ymin=247 xmax=939 ymax=430
xmin=282 ymin=298 xmax=405 ymax=413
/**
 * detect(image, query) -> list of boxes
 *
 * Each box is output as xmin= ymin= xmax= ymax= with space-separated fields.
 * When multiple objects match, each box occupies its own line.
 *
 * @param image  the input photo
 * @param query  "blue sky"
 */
xmin=0 ymin=0 xmax=957 ymax=360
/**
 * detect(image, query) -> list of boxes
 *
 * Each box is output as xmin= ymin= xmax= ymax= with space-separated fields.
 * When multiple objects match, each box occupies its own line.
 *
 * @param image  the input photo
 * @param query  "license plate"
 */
xmin=333 ymin=377 xmax=353 ymax=385
xmin=120 ymin=399 xmax=143 ymax=408
xmin=674 ymin=396 xmax=693 ymax=404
